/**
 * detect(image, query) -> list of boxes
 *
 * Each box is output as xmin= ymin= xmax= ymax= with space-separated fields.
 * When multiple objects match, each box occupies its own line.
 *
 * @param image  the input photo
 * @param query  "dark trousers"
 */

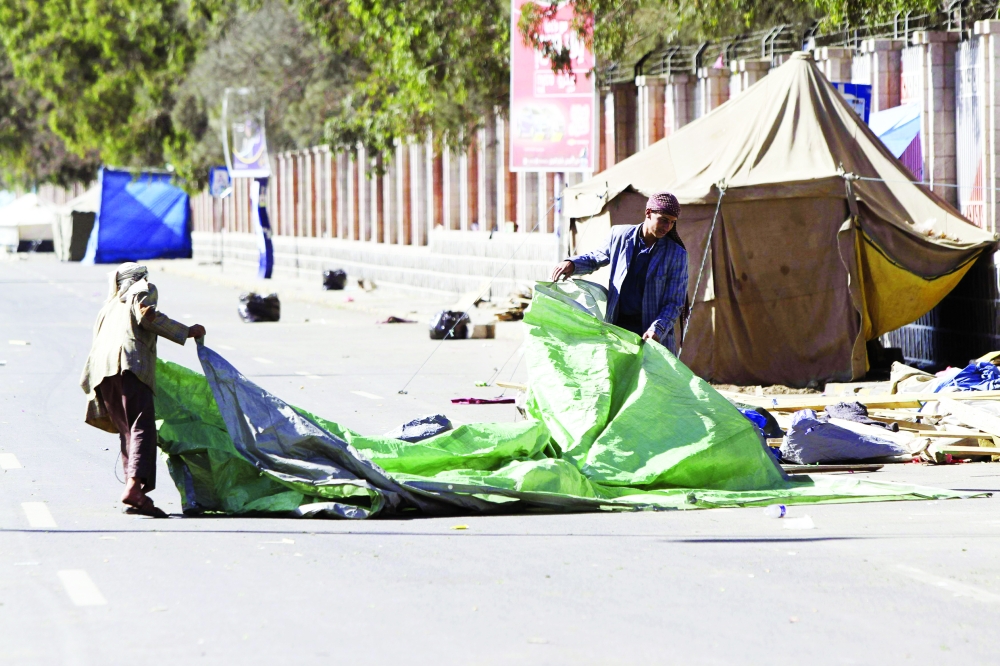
xmin=96 ymin=371 xmax=157 ymax=491
xmin=615 ymin=312 xmax=644 ymax=337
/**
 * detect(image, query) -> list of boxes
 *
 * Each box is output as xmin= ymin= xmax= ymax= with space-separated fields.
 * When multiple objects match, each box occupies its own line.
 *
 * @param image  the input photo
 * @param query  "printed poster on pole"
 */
xmin=509 ymin=0 xmax=596 ymax=172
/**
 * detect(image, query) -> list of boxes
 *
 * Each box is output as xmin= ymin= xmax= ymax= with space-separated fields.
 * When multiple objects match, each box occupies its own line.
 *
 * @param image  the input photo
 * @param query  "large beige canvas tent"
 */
xmin=564 ymin=52 xmax=996 ymax=386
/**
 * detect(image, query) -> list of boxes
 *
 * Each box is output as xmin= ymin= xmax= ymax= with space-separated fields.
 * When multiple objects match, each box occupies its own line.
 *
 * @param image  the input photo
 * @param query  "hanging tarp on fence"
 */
xmin=83 ymin=168 xmax=191 ymax=264
xmin=155 ymin=281 xmax=984 ymax=517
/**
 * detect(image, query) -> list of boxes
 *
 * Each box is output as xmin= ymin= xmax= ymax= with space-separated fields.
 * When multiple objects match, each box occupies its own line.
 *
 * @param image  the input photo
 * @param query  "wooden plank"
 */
xmin=781 ymin=464 xmax=884 ymax=474
xmin=934 ymin=399 xmax=1000 ymax=438
xmin=938 ymin=446 xmax=1000 ymax=456
xmin=722 ymin=391 xmax=1000 ymax=412
xmin=903 ymin=430 xmax=989 ymax=438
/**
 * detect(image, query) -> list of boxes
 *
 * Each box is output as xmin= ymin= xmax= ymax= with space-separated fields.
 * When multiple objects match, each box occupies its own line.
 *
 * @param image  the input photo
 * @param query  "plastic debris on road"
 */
xmin=451 ymin=397 xmax=516 ymax=405
xmin=155 ymin=280 xmax=988 ymax=518
xmin=781 ymin=409 xmax=909 ymax=464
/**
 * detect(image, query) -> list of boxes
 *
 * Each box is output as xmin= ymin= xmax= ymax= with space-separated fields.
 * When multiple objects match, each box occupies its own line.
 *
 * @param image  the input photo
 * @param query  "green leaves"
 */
xmin=298 ymin=0 xmax=509 ymax=157
xmin=0 ymin=0 xmax=197 ymax=178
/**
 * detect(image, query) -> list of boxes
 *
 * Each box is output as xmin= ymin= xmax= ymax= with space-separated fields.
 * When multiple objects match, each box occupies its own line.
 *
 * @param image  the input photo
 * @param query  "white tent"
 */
xmin=0 ymin=193 xmax=57 ymax=250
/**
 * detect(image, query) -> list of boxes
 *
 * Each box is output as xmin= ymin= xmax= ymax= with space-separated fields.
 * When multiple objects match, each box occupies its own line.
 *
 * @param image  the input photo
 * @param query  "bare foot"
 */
xmin=125 ymin=497 xmax=169 ymax=518
xmin=121 ymin=477 xmax=146 ymax=508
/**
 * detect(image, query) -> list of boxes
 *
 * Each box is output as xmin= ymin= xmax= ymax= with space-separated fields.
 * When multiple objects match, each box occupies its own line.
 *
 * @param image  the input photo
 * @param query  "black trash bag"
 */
xmin=238 ymin=292 xmax=281 ymax=323
xmin=384 ymin=414 xmax=453 ymax=443
xmin=429 ymin=310 xmax=469 ymax=340
xmin=323 ymin=269 xmax=348 ymax=290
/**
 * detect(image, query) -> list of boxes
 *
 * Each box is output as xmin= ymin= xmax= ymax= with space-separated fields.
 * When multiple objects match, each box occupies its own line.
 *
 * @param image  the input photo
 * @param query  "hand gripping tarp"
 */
xmin=154 ymin=280 xmax=986 ymax=518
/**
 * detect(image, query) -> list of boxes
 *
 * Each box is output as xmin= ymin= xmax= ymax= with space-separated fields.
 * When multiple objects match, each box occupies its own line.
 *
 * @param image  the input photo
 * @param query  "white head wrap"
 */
xmin=106 ymin=262 xmax=148 ymax=302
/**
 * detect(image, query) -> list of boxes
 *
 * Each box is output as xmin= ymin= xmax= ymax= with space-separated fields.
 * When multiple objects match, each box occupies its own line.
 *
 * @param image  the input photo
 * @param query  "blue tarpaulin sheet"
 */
xmin=868 ymin=102 xmax=921 ymax=158
xmin=83 ymin=168 xmax=191 ymax=264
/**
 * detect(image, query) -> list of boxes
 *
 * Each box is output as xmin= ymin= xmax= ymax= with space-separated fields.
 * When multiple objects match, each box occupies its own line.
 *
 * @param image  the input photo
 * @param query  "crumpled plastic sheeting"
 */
xmin=154 ymin=280 xmax=986 ymax=518
xmin=781 ymin=409 xmax=909 ymax=465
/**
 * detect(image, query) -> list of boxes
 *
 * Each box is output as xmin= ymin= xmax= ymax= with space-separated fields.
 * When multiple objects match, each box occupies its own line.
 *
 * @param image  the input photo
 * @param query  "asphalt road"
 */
xmin=2 ymin=254 xmax=999 ymax=666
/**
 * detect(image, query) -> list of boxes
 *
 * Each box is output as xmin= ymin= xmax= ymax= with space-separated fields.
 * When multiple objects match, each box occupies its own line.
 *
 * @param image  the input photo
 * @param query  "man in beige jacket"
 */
xmin=80 ymin=263 xmax=206 ymax=517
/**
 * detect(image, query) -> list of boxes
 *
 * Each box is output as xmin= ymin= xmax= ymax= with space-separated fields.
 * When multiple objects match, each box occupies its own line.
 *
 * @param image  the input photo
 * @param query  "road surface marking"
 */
xmin=351 ymin=391 xmax=383 ymax=400
xmin=22 ymin=502 xmax=56 ymax=528
xmin=0 ymin=453 xmax=22 ymax=469
xmin=57 ymin=570 xmax=107 ymax=606
xmin=253 ymin=357 xmax=274 ymax=364
xmin=897 ymin=565 xmax=1000 ymax=603
xmin=216 ymin=344 xmax=235 ymax=350
xmin=295 ymin=371 xmax=322 ymax=379
xmin=8 ymin=340 xmax=29 ymax=346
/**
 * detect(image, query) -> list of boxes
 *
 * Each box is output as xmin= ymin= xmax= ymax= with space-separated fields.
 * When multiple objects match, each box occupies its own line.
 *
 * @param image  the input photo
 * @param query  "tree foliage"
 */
xmin=0 ymin=0 xmax=958 ymax=190
xmin=518 ymin=0 xmax=934 ymax=76
xmin=0 ymin=0 xmax=198 ymax=172
xmin=0 ymin=49 xmax=100 ymax=188
xmin=296 ymin=0 xmax=510 ymax=157
xmin=171 ymin=0 xmax=360 ymax=187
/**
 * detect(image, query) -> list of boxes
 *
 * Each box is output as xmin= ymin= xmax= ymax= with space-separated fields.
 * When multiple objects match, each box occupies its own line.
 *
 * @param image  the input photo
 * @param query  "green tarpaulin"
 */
xmin=155 ymin=280 xmax=982 ymax=517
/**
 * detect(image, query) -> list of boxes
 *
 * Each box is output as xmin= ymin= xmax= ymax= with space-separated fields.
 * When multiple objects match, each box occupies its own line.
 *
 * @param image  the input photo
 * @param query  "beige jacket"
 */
xmin=80 ymin=279 xmax=190 ymax=432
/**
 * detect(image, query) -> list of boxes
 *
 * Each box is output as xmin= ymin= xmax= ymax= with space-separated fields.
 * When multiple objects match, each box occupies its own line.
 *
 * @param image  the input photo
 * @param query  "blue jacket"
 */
xmin=569 ymin=224 xmax=688 ymax=354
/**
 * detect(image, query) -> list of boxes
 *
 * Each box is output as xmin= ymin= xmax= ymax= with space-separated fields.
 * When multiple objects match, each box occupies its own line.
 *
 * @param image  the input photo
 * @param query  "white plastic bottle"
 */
xmin=763 ymin=504 xmax=787 ymax=519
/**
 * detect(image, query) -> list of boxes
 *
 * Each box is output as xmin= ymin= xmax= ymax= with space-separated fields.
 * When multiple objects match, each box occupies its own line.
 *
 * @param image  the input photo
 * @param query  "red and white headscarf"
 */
xmin=646 ymin=192 xmax=680 ymax=218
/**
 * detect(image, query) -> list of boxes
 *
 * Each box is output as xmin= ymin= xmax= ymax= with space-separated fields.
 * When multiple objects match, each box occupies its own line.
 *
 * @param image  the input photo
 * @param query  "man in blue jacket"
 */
xmin=551 ymin=192 xmax=689 ymax=354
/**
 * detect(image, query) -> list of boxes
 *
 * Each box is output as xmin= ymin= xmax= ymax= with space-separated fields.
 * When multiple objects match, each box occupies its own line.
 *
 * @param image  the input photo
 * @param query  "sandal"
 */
xmin=124 ymin=497 xmax=169 ymax=518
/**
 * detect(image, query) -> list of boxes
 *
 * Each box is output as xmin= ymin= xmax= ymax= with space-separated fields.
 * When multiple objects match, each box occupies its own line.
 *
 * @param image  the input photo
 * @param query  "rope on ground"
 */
xmin=397 ymin=197 xmax=561 ymax=395
xmin=680 ymin=180 xmax=726 ymax=351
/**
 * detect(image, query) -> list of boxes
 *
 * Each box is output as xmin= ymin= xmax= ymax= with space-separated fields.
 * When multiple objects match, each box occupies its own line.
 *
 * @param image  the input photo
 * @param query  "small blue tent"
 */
xmin=83 ymin=168 xmax=191 ymax=264
xmin=868 ymin=102 xmax=923 ymax=181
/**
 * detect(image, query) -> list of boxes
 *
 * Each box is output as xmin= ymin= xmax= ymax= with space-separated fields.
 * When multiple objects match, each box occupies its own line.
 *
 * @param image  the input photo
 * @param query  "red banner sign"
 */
xmin=509 ymin=0 xmax=596 ymax=172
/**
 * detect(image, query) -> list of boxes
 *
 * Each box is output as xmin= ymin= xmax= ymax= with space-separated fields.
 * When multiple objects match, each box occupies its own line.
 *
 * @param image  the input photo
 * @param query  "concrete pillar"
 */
xmin=335 ymin=152 xmax=345 ymax=239
xmin=696 ymin=66 xmax=729 ymax=117
xmin=975 ymin=21 xmax=1000 ymax=232
xmin=602 ymin=88 xmax=616 ymax=167
xmin=458 ymin=141 xmax=469 ymax=231
xmin=813 ymin=46 xmax=853 ymax=83
xmin=596 ymin=87 xmax=608 ymax=173
xmin=635 ymin=75 xmax=665 ymax=150
xmin=495 ymin=114 xmax=509 ymax=229
xmin=912 ymin=30 xmax=959 ymax=206
xmin=613 ymin=82 xmax=637 ymax=162
xmin=477 ymin=125 xmax=489 ymax=230
xmin=322 ymin=146 xmax=334 ymax=238
xmin=467 ymin=140 xmax=479 ymax=231
xmin=664 ymin=73 xmax=694 ymax=136
xmin=514 ymin=171 xmax=532 ymax=232
xmin=545 ymin=172 xmax=556 ymax=233
xmin=370 ymin=155 xmax=381 ymax=243
xmin=737 ymin=59 xmax=770 ymax=96
xmin=860 ymin=39 xmax=904 ymax=112
xmin=291 ymin=153 xmax=301 ymax=236
xmin=347 ymin=148 xmax=361 ymax=240
xmin=407 ymin=141 xmax=423 ymax=245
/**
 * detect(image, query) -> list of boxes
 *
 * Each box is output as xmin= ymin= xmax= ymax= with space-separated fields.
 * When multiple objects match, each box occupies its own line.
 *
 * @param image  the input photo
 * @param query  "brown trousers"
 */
xmin=96 ymin=371 xmax=157 ymax=491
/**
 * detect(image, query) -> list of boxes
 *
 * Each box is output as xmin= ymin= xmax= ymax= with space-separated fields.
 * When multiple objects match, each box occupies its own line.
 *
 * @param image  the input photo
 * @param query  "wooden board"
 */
xmin=722 ymin=390 xmax=1000 ymax=413
xmin=938 ymin=446 xmax=1000 ymax=456
xmin=781 ymin=464 xmax=885 ymax=474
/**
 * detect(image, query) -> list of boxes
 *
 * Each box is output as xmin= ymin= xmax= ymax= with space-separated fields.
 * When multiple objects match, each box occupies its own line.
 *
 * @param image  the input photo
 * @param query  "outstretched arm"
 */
xmin=554 ymin=231 xmax=614 ymax=279
xmin=134 ymin=285 xmax=204 ymax=345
